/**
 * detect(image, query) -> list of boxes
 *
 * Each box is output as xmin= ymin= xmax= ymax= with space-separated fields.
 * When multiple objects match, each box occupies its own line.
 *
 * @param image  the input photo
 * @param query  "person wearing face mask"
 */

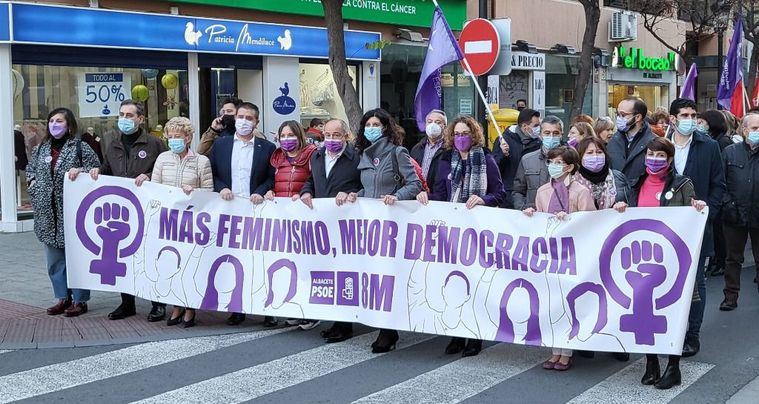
xmin=416 ymin=115 xmax=505 ymax=357
xmin=607 ymin=98 xmax=657 ymax=187
xmin=89 ymin=100 xmax=168 ymax=322
xmin=198 ymin=97 xmax=264 ymax=156
xmin=515 ymin=99 xmax=527 ymax=111
xmin=620 ymin=137 xmax=707 ymax=389
xmin=512 ymin=115 xmax=564 ymax=210
xmin=666 ymin=98 xmax=725 ymax=357
xmin=209 ymin=102 xmax=276 ymax=326
xmin=27 ymin=108 xmax=100 ymax=317
xmin=492 ymin=109 xmax=542 ymax=209
xmin=148 ymin=117 xmax=213 ymax=327
xmin=410 ymin=109 xmax=447 ymax=183
xmin=345 ymin=108 xmax=422 ymax=353
xmin=567 ymin=122 xmax=594 ymax=149
xmin=523 ymin=146 xmax=595 ymax=371
xmin=719 ymin=112 xmax=759 ymax=312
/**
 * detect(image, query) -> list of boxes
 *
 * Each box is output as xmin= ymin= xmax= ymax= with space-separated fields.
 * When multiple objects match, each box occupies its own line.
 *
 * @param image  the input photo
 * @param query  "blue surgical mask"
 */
xmin=531 ymin=125 xmax=541 ymax=138
xmin=168 ymin=138 xmax=186 ymax=154
xmin=748 ymin=131 xmax=759 ymax=145
xmin=677 ymin=118 xmax=697 ymax=136
xmin=542 ymin=136 xmax=560 ymax=150
xmin=547 ymin=163 xmax=566 ymax=179
xmin=364 ymin=126 xmax=383 ymax=143
xmin=118 ymin=117 xmax=138 ymax=135
xmin=696 ymin=123 xmax=708 ymax=133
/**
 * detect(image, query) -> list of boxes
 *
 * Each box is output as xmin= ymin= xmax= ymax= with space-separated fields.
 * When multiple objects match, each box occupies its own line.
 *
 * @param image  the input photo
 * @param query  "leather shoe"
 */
xmin=654 ymin=364 xmax=681 ymax=389
xmin=641 ymin=357 xmax=661 ymax=385
xmin=226 ymin=313 xmax=246 ymax=326
xmin=325 ymin=330 xmax=353 ymax=343
xmin=719 ymin=299 xmax=737 ymax=311
xmin=64 ymin=303 xmax=87 ymax=317
xmin=108 ymin=304 xmax=136 ymax=320
xmin=681 ymin=337 xmax=700 ymax=358
xmin=371 ymin=329 xmax=398 ymax=353
xmin=445 ymin=337 xmax=466 ymax=355
xmin=613 ymin=352 xmax=630 ymax=362
xmin=147 ymin=305 xmax=166 ymax=322
xmin=263 ymin=316 xmax=278 ymax=327
xmin=47 ymin=298 xmax=72 ymax=315
xmin=462 ymin=339 xmax=482 ymax=357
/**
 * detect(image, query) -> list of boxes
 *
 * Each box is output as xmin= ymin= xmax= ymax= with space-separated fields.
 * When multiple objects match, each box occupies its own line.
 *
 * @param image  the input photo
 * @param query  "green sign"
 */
xmin=169 ymin=0 xmax=467 ymax=30
xmin=614 ymin=47 xmax=675 ymax=72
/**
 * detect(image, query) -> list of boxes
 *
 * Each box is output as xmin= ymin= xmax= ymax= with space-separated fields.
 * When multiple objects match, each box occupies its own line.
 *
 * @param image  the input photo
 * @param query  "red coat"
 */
xmin=270 ymin=144 xmax=317 ymax=197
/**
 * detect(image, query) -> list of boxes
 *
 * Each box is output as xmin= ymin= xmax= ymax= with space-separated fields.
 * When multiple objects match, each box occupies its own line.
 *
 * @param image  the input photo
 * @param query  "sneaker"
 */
xmin=299 ymin=320 xmax=321 ymax=330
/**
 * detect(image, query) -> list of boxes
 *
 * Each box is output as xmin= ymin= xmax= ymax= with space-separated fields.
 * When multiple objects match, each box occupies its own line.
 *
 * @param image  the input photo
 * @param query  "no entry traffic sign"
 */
xmin=458 ymin=18 xmax=500 ymax=76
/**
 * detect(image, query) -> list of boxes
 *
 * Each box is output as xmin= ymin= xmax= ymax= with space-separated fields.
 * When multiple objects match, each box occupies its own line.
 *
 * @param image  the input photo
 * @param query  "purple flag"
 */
xmin=717 ymin=18 xmax=744 ymax=109
xmin=679 ymin=63 xmax=698 ymax=101
xmin=414 ymin=6 xmax=464 ymax=131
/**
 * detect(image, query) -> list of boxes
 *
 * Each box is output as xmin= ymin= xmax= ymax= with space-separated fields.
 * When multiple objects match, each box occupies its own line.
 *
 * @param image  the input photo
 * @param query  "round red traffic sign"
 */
xmin=458 ymin=18 xmax=500 ymax=76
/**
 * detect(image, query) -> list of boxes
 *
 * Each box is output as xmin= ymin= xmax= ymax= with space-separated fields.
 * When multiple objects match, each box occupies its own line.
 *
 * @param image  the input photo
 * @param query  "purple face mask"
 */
xmin=49 ymin=122 xmax=67 ymax=139
xmin=568 ymin=137 xmax=579 ymax=149
xmin=645 ymin=156 xmax=669 ymax=173
xmin=280 ymin=138 xmax=299 ymax=152
xmin=324 ymin=139 xmax=344 ymax=153
xmin=454 ymin=135 xmax=472 ymax=152
xmin=582 ymin=154 xmax=606 ymax=173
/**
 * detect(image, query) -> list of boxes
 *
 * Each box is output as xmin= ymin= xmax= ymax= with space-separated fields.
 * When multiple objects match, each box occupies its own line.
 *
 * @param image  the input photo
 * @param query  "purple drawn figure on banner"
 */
xmin=75 ymin=186 xmax=145 ymax=285
xmin=199 ymin=255 xmax=245 ymax=313
xmin=258 ymin=258 xmax=304 ymax=319
xmin=566 ymin=282 xmax=625 ymax=351
xmin=494 ymin=279 xmax=543 ymax=346
xmin=599 ymin=219 xmax=693 ymax=346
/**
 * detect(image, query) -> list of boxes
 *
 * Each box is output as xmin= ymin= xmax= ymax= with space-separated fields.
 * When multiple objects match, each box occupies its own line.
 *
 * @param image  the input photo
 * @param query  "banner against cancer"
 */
xmin=64 ymin=176 xmax=707 ymax=355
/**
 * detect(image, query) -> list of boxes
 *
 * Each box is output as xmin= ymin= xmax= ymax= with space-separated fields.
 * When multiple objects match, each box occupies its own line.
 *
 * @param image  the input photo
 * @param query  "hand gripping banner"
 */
xmin=64 ymin=176 xmax=707 ymax=355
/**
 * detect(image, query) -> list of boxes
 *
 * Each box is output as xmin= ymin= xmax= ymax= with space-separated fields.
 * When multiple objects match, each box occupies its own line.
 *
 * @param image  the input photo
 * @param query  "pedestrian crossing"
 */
xmin=0 ymin=326 xmax=720 ymax=404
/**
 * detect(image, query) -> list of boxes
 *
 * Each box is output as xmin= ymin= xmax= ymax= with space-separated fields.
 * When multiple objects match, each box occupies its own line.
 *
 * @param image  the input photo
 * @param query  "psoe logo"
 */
xmin=273 ymin=82 xmax=296 ymax=115
xmin=75 ymin=186 xmax=145 ymax=285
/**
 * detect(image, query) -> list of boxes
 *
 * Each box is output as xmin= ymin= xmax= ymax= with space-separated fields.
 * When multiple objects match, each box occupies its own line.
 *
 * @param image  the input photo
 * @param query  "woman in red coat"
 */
xmin=266 ymin=120 xmax=317 ymax=198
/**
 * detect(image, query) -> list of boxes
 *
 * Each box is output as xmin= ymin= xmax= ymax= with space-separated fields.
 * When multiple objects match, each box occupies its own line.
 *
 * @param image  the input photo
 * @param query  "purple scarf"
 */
xmin=547 ymin=179 xmax=570 ymax=214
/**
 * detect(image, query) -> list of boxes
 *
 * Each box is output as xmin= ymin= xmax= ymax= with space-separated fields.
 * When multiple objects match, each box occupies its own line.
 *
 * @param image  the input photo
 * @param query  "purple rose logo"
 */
xmin=75 ymin=186 xmax=145 ymax=285
xmin=599 ymin=219 xmax=692 ymax=345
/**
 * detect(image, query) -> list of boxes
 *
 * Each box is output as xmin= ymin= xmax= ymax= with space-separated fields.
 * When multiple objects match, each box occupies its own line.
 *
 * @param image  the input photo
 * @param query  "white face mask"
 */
xmin=235 ymin=118 xmax=254 ymax=136
xmin=426 ymin=123 xmax=442 ymax=138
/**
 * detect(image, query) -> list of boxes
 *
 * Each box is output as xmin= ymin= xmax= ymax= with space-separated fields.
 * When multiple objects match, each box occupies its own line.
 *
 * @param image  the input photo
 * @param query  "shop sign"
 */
xmin=510 ymin=52 xmax=545 ymax=71
xmin=0 ymin=3 xmax=9 ymax=42
xmin=167 ymin=0 xmax=468 ymax=30
xmin=613 ymin=47 xmax=675 ymax=72
xmin=77 ymin=73 xmax=132 ymax=118
xmin=11 ymin=3 xmax=380 ymax=60
xmin=272 ymin=82 xmax=297 ymax=115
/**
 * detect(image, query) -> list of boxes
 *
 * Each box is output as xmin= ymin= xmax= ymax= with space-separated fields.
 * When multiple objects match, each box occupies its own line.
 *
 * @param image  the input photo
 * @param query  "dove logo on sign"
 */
xmin=184 ymin=22 xmax=202 ymax=46
xmin=277 ymin=29 xmax=292 ymax=51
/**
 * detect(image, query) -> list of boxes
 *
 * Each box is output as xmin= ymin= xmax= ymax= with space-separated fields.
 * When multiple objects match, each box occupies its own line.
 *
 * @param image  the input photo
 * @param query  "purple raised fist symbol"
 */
xmin=76 ymin=186 xmax=145 ymax=286
xmin=619 ymin=240 xmax=668 ymax=345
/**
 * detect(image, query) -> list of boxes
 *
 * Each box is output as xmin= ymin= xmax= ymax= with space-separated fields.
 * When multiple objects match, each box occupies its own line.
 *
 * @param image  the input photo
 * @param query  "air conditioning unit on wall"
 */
xmin=609 ymin=10 xmax=637 ymax=42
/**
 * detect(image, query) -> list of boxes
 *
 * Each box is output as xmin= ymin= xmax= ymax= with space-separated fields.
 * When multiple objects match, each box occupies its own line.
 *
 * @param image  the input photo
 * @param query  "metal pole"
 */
xmin=477 ymin=0 xmax=490 ymax=136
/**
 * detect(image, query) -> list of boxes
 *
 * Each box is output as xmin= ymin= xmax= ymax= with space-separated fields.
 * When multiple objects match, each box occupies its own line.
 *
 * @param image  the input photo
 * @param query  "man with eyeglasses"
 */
xmin=607 ymin=98 xmax=656 ymax=187
xmin=513 ymin=115 xmax=564 ymax=210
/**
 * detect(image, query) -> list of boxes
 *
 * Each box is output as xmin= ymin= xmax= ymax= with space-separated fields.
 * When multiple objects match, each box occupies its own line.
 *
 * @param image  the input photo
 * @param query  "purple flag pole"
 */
xmin=680 ymin=63 xmax=698 ymax=101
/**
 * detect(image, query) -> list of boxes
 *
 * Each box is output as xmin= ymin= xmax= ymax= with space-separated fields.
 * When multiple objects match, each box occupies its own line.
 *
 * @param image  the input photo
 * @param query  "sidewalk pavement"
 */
xmin=0 ymin=232 xmax=270 ymax=349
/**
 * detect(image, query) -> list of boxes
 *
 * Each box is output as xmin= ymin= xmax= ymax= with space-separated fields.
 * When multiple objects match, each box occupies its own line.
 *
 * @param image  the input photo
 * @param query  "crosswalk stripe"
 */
xmin=353 ymin=343 xmax=548 ymax=403
xmin=0 ymin=327 xmax=292 ymax=404
xmin=132 ymin=331 xmax=435 ymax=403
xmin=0 ymin=350 xmax=12 ymax=355
xmin=567 ymin=357 xmax=715 ymax=404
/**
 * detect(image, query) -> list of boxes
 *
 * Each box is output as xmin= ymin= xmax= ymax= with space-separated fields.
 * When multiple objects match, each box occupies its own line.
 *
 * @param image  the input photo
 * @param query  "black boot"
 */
xmin=325 ymin=322 xmax=353 ymax=343
xmin=612 ymin=352 xmax=630 ymax=362
xmin=655 ymin=359 xmax=682 ymax=390
xmin=371 ymin=329 xmax=399 ymax=353
xmin=226 ymin=313 xmax=246 ymax=326
xmin=461 ymin=339 xmax=482 ymax=357
xmin=147 ymin=303 xmax=166 ymax=322
xmin=641 ymin=354 xmax=661 ymax=385
xmin=445 ymin=337 xmax=466 ymax=354
xmin=681 ymin=335 xmax=700 ymax=357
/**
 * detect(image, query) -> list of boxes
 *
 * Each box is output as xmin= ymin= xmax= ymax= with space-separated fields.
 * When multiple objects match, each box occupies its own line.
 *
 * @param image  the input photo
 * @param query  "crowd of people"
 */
xmin=25 ymin=94 xmax=759 ymax=390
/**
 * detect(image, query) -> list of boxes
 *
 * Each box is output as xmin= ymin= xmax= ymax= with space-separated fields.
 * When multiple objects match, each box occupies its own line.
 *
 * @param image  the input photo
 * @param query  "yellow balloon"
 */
xmin=161 ymin=73 xmax=178 ymax=90
xmin=131 ymin=85 xmax=149 ymax=102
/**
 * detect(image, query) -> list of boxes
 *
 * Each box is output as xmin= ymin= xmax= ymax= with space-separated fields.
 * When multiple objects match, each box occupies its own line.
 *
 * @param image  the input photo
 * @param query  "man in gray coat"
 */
xmin=512 ymin=116 xmax=564 ymax=210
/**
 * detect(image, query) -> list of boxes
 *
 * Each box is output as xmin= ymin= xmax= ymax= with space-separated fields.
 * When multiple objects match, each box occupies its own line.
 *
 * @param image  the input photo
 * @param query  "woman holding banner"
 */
xmin=28 ymin=107 xmax=101 ymax=317
xmin=416 ymin=115 xmax=505 ymax=357
xmin=523 ymin=145 xmax=596 ymax=371
xmin=619 ymin=137 xmax=706 ymax=390
xmin=346 ymin=108 xmax=422 ymax=353
xmin=150 ymin=116 xmax=213 ymax=327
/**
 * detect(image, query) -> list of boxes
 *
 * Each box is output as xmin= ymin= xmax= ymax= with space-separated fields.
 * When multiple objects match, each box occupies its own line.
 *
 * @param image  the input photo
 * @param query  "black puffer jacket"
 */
xmin=721 ymin=141 xmax=759 ymax=228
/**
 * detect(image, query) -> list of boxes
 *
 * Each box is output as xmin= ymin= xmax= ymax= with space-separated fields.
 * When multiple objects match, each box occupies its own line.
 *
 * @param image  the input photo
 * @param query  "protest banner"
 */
xmin=64 ymin=176 xmax=707 ymax=354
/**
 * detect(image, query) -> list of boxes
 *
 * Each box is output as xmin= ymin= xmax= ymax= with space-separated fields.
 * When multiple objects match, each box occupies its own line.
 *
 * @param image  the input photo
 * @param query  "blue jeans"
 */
xmin=687 ymin=255 xmax=707 ymax=340
xmin=45 ymin=245 xmax=90 ymax=303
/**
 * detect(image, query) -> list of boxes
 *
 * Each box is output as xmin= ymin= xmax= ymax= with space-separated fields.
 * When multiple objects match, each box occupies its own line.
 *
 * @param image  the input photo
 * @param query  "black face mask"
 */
xmin=221 ymin=114 xmax=236 ymax=131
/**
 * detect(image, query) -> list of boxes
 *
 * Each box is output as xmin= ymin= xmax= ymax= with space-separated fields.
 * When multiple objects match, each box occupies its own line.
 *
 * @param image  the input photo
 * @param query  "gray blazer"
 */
xmin=357 ymin=137 xmax=422 ymax=200
xmin=512 ymin=148 xmax=549 ymax=210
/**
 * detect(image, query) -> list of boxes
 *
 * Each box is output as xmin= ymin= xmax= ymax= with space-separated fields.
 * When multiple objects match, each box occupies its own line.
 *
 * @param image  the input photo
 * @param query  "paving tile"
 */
xmin=1 ymin=319 xmax=36 ymax=344
xmin=31 ymin=317 xmax=62 ymax=343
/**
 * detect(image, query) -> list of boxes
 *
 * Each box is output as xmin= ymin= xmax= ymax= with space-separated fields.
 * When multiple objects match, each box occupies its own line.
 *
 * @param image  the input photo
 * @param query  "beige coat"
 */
xmin=151 ymin=150 xmax=214 ymax=190
xmin=535 ymin=175 xmax=596 ymax=214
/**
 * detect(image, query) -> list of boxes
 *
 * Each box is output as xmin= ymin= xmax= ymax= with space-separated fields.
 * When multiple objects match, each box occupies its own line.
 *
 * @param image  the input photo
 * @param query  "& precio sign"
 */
xmin=612 ymin=47 xmax=675 ymax=72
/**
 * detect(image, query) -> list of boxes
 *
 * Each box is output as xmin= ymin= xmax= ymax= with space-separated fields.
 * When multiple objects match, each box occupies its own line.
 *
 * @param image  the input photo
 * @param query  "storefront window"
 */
xmin=299 ymin=63 xmax=357 ymax=129
xmin=607 ymin=84 xmax=670 ymax=116
xmin=499 ymin=70 xmax=530 ymax=109
xmin=545 ymin=54 xmax=592 ymax=129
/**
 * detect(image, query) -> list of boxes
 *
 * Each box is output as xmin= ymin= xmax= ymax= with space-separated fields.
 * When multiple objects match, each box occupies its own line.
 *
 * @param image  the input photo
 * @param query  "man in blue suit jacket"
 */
xmin=209 ymin=102 xmax=275 ymax=325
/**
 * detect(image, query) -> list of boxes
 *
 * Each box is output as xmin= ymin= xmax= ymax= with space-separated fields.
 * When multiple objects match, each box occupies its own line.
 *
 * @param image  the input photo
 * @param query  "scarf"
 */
xmin=450 ymin=146 xmax=487 ymax=203
xmin=577 ymin=165 xmax=617 ymax=209
xmin=547 ymin=177 xmax=570 ymax=214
